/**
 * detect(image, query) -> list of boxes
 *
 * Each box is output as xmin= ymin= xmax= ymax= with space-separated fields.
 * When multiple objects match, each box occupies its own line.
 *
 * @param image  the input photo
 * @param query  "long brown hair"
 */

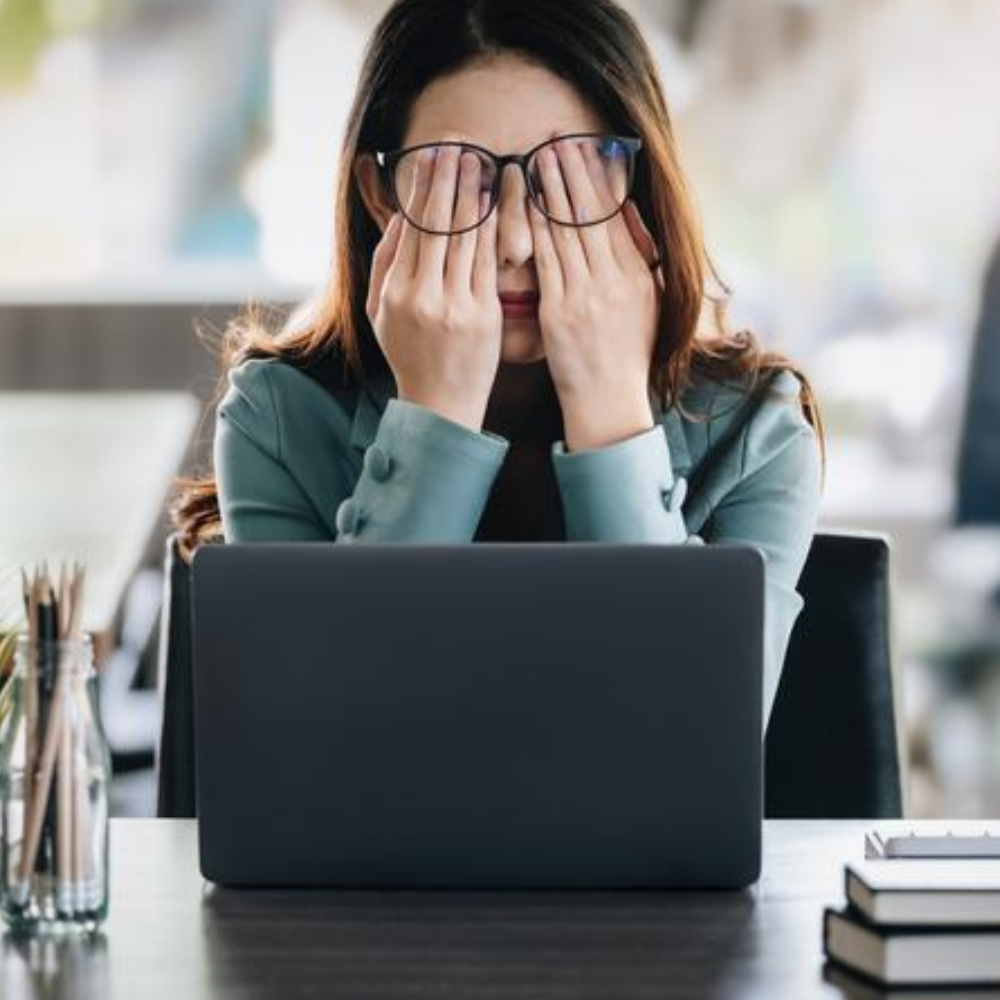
xmin=170 ymin=0 xmax=825 ymax=561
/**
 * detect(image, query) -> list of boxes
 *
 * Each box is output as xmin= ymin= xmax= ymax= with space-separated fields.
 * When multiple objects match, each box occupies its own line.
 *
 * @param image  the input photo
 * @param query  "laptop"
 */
xmin=191 ymin=542 xmax=765 ymax=889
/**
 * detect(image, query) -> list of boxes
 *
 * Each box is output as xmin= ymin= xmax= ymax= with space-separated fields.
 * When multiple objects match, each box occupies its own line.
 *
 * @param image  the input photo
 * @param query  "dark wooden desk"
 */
xmin=0 ymin=820 xmax=884 ymax=1000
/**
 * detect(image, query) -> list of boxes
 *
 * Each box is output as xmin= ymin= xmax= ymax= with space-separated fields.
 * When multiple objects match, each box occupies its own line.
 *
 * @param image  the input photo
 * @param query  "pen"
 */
xmin=40 ymin=579 xmax=59 ymax=878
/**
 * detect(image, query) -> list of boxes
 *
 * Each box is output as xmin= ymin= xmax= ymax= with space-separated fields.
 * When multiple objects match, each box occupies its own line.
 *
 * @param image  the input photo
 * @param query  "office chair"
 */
xmin=955 ymin=238 xmax=1000 ymax=526
xmin=156 ymin=530 xmax=905 ymax=819
xmin=765 ymin=531 xmax=905 ymax=818
xmin=156 ymin=531 xmax=198 ymax=818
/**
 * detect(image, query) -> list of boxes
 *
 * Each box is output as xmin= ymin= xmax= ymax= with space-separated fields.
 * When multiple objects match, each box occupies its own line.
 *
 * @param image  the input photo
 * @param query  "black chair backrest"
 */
xmin=156 ymin=530 xmax=904 ymax=819
xmin=155 ymin=532 xmax=198 ymax=818
xmin=765 ymin=531 xmax=904 ymax=817
xmin=955 ymin=239 xmax=1000 ymax=525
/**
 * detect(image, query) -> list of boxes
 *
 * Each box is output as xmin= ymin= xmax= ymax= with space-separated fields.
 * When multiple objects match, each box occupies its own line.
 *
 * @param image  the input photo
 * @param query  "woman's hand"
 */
xmin=366 ymin=143 xmax=503 ymax=432
xmin=528 ymin=138 xmax=664 ymax=451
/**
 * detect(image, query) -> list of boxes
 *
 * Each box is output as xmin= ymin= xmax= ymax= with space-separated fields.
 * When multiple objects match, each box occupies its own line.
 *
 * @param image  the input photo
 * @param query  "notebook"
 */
xmin=866 ymin=822 xmax=1000 ymax=859
xmin=846 ymin=858 xmax=1000 ymax=925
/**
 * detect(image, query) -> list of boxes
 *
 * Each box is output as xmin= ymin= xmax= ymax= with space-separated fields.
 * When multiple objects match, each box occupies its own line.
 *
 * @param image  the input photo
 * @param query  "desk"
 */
xmin=0 ymin=819 xmax=893 ymax=1000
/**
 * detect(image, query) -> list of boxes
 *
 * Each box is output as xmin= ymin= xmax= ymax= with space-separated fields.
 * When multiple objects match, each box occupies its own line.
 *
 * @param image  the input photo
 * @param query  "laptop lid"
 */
xmin=191 ymin=542 xmax=764 ymax=889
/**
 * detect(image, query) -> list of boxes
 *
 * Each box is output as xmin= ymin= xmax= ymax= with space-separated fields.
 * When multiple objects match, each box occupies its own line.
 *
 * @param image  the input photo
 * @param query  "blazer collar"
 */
xmin=349 ymin=370 xmax=693 ymax=475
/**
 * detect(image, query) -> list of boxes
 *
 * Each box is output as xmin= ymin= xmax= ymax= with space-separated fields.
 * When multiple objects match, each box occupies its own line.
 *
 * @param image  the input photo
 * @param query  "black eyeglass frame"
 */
xmin=374 ymin=132 xmax=643 ymax=236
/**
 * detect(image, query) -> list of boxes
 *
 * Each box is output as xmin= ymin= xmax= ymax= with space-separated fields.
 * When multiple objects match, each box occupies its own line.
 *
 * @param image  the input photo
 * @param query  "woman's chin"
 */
xmin=500 ymin=321 xmax=545 ymax=364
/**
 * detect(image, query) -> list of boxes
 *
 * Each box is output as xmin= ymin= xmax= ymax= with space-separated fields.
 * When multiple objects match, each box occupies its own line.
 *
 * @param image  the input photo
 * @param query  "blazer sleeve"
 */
xmin=550 ymin=371 xmax=822 ymax=732
xmin=551 ymin=424 xmax=689 ymax=543
xmin=214 ymin=359 xmax=511 ymax=543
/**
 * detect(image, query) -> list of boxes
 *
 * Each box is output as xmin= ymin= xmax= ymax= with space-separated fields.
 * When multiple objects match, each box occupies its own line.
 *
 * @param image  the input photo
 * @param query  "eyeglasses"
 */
xmin=374 ymin=132 xmax=643 ymax=236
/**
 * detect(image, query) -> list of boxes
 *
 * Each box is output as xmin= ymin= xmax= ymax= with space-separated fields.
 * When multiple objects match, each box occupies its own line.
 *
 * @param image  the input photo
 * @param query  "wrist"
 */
xmin=561 ymin=397 xmax=655 ymax=452
xmin=397 ymin=391 xmax=486 ymax=434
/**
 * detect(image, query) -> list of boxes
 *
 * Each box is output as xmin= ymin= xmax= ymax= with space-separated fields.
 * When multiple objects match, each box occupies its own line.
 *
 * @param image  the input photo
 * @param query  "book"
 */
xmin=846 ymin=859 xmax=1000 ymax=926
xmin=823 ymin=959 xmax=1000 ymax=1000
xmin=823 ymin=905 xmax=1000 ymax=987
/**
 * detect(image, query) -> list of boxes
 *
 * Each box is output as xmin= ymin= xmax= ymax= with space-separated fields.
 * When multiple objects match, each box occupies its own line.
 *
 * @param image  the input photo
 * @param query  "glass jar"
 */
xmin=0 ymin=633 xmax=111 ymax=933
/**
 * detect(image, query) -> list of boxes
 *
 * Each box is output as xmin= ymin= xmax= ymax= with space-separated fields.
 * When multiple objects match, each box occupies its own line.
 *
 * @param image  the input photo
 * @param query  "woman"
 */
xmin=172 ymin=0 xmax=824 ymax=730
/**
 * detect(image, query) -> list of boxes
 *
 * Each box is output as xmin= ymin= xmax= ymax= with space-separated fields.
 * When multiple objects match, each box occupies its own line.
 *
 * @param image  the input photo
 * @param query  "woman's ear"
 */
xmin=354 ymin=153 xmax=395 ymax=234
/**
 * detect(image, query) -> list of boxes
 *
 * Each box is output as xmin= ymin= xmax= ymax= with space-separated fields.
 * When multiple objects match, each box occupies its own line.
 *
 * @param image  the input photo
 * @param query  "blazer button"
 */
xmin=335 ymin=497 xmax=360 ymax=535
xmin=364 ymin=444 xmax=393 ymax=482
xmin=667 ymin=475 xmax=688 ymax=513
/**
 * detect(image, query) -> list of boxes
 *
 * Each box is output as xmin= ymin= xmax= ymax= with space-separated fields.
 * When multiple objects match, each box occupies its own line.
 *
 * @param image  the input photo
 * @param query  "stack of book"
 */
xmin=822 ymin=854 xmax=1000 ymax=990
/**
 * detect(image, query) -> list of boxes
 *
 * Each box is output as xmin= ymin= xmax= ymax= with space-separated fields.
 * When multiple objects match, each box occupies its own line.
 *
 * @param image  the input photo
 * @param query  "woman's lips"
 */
xmin=498 ymin=291 xmax=539 ymax=318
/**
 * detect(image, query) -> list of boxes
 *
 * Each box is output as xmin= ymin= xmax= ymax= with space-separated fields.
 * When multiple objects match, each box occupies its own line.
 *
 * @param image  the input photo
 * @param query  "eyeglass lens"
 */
xmin=392 ymin=135 xmax=634 ymax=235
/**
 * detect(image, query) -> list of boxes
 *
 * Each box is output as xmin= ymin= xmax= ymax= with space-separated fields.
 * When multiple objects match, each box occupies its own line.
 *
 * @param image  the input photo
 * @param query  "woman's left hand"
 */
xmin=529 ymin=138 xmax=664 ymax=451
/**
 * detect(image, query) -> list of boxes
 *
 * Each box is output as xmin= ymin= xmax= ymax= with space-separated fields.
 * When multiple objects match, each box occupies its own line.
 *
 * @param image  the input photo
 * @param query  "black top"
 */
xmin=474 ymin=439 xmax=567 ymax=542
xmin=475 ymin=364 xmax=567 ymax=542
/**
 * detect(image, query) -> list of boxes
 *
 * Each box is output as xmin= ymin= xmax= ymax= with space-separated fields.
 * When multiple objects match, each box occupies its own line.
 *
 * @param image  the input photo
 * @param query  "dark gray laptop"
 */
xmin=191 ymin=542 xmax=764 ymax=889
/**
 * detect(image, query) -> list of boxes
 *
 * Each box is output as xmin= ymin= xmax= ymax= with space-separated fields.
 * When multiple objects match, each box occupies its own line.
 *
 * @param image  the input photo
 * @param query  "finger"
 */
xmin=623 ymin=200 xmax=666 ymax=293
xmin=622 ymin=198 xmax=661 ymax=270
xmin=392 ymin=147 xmax=434 ymax=281
xmin=623 ymin=200 xmax=666 ymax=294
xmin=528 ymin=196 xmax=564 ymax=297
xmin=445 ymin=151 xmax=485 ymax=294
xmin=471 ymin=189 xmax=498 ymax=299
xmin=554 ymin=138 xmax=617 ymax=273
xmin=535 ymin=144 xmax=588 ymax=278
xmin=366 ymin=211 xmax=404 ymax=318
xmin=416 ymin=144 xmax=461 ymax=283
xmin=581 ymin=141 xmax=642 ymax=271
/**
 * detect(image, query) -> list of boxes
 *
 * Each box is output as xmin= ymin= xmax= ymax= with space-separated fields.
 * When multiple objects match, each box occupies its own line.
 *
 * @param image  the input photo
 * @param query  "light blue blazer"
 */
xmin=214 ymin=357 xmax=823 ymax=731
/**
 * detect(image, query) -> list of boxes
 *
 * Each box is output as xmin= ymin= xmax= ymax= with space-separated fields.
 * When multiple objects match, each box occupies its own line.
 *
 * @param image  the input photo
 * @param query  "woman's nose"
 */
xmin=494 ymin=167 xmax=534 ymax=270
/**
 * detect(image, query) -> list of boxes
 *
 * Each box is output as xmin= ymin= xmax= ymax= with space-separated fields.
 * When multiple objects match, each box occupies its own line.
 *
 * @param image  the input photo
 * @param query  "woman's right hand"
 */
xmin=365 ymin=144 xmax=503 ymax=433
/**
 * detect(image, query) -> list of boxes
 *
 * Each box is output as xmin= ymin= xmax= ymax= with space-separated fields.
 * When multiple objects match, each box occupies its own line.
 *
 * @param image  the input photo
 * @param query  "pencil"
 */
xmin=67 ymin=570 xmax=97 ymax=907
xmin=14 ymin=668 xmax=67 ymax=903
xmin=66 ymin=562 xmax=90 ymax=913
xmin=56 ymin=695 xmax=72 ymax=913
xmin=56 ymin=561 xmax=70 ymax=645
xmin=18 ymin=573 xmax=46 ymax=898
xmin=72 ymin=694 xmax=87 ymax=912
xmin=22 ymin=572 xmax=39 ymax=883
xmin=55 ymin=561 xmax=76 ymax=915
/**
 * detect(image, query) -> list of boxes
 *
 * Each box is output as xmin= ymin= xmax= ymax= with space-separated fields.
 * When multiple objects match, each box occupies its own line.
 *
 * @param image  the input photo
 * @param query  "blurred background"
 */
xmin=1 ymin=0 xmax=999 ymax=817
